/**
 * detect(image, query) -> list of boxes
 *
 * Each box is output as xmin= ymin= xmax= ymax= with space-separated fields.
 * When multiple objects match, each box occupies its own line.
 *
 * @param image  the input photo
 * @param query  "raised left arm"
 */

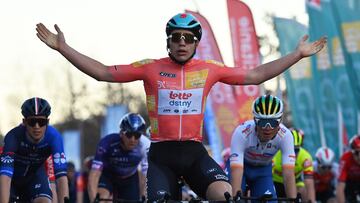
xmin=244 ymin=35 xmax=327 ymax=85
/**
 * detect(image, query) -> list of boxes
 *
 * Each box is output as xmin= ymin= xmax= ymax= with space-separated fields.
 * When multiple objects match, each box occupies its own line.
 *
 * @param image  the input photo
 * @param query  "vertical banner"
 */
xmin=63 ymin=130 xmax=81 ymax=170
xmin=332 ymin=0 xmax=360 ymax=110
xmin=187 ymin=11 xmax=240 ymax=162
xmin=227 ymin=0 xmax=261 ymax=123
xmin=273 ymin=17 xmax=321 ymax=155
xmin=101 ymin=105 xmax=128 ymax=137
xmin=307 ymin=0 xmax=358 ymax=157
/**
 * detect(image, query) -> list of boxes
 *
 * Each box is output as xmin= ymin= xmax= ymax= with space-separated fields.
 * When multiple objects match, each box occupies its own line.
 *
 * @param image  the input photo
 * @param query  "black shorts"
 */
xmin=345 ymin=181 xmax=360 ymax=203
xmin=98 ymin=172 xmax=140 ymax=201
xmin=11 ymin=166 xmax=52 ymax=201
xmin=147 ymin=141 xmax=229 ymax=201
xmin=316 ymin=190 xmax=335 ymax=203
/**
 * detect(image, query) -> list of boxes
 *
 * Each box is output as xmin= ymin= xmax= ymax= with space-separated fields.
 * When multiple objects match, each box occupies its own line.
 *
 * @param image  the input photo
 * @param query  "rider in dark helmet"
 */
xmin=119 ymin=113 xmax=146 ymax=136
xmin=21 ymin=97 xmax=51 ymax=118
xmin=0 ymin=97 xmax=69 ymax=203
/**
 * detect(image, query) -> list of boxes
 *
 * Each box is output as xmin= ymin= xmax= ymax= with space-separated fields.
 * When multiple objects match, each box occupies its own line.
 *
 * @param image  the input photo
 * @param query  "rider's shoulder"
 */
xmin=45 ymin=125 xmax=61 ymax=135
xmin=233 ymin=120 xmax=255 ymax=139
xmin=140 ymin=135 xmax=151 ymax=146
xmin=278 ymin=124 xmax=292 ymax=138
xmin=131 ymin=59 xmax=156 ymax=67
xmin=100 ymin=133 xmax=120 ymax=143
xmin=204 ymin=59 xmax=225 ymax=67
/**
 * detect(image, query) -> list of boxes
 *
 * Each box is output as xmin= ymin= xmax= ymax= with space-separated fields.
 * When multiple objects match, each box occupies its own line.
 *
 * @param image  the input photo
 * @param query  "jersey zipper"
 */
xmin=179 ymin=65 xmax=184 ymax=140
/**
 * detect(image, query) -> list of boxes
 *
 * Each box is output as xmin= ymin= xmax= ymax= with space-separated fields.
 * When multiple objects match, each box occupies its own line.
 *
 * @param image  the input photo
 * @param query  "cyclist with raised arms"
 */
xmin=313 ymin=147 xmax=338 ymax=203
xmin=272 ymin=128 xmax=316 ymax=202
xmin=230 ymin=95 xmax=297 ymax=201
xmin=88 ymin=113 xmax=150 ymax=202
xmin=36 ymin=13 xmax=326 ymax=201
xmin=0 ymin=97 xmax=69 ymax=203
xmin=336 ymin=134 xmax=360 ymax=203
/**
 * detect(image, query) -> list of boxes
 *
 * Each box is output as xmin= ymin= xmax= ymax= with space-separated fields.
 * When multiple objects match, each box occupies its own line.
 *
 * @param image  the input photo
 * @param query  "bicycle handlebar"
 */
xmin=233 ymin=191 xmax=302 ymax=203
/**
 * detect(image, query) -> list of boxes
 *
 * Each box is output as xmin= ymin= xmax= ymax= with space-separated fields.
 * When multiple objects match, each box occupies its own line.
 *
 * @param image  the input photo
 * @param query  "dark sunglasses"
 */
xmin=168 ymin=32 xmax=198 ymax=44
xmin=26 ymin=118 xmax=49 ymax=127
xmin=255 ymin=118 xmax=281 ymax=129
xmin=124 ymin=132 xmax=142 ymax=139
xmin=320 ymin=165 xmax=332 ymax=170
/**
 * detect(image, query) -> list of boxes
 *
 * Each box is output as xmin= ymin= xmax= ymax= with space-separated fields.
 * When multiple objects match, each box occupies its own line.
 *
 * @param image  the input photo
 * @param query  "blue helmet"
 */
xmin=119 ymin=113 xmax=146 ymax=134
xmin=21 ymin=97 xmax=51 ymax=118
xmin=166 ymin=13 xmax=202 ymax=41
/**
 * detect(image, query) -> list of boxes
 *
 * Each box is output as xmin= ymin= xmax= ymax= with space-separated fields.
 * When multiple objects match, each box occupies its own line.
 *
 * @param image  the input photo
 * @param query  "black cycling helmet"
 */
xmin=119 ymin=113 xmax=146 ymax=134
xmin=21 ymin=97 xmax=51 ymax=118
xmin=166 ymin=13 xmax=202 ymax=41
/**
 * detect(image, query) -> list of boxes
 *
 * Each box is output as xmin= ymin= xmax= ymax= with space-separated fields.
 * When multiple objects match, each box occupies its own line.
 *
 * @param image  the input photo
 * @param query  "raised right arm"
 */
xmin=36 ymin=23 xmax=114 ymax=82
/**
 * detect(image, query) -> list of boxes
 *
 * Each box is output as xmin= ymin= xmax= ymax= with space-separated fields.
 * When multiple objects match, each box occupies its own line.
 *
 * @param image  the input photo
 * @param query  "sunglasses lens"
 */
xmin=256 ymin=119 xmax=280 ymax=129
xmin=170 ymin=33 xmax=196 ymax=44
xmin=27 ymin=118 xmax=48 ymax=127
xmin=125 ymin=132 xmax=142 ymax=139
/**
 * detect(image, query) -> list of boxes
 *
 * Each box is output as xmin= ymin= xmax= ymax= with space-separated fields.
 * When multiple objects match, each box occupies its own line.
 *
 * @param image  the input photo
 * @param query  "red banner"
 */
xmin=187 ymin=10 xmax=242 ymax=148
xmin=227 ymin=0 xmax=261 ymax=124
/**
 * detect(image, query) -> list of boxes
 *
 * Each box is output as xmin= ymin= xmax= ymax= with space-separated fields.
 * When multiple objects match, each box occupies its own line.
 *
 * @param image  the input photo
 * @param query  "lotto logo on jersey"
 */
xmin=158 ymin=89 xmax=203 ymax=115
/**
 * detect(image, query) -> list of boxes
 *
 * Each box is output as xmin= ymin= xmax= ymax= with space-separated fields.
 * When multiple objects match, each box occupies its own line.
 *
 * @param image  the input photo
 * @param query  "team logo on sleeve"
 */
xmin=131 ymin=59 xmax=154 ymax=67
xmin=53 ymin=153 xmax=66 ymax=164
xmin=0 ymin=155 xmax=13 ymax=164
xmin=205 ymin=60 xmax=225 ymax=67
xmin=53 ymin=153 xmax=60 ymax=164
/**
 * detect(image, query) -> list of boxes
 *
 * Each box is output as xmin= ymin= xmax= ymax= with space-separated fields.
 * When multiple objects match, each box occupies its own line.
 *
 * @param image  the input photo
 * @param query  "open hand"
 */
xmin=36 ymin=23 xmax=65 ymax=51
xmin=297 ymin=35 xmax=327 ymax=57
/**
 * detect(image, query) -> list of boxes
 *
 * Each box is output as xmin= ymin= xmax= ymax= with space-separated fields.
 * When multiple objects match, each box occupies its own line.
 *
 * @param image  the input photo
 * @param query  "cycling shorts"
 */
xmin=243 ymin=162 xmax=277 ymax=202
xmin=316 ymin=190 xmax=335 ymax=203
xmin=345 ymin=180 xmax=360 ymax=203
xmin=98 ymin=172 xmax=140 ymax=201
xmin=147 ymin=141 xmax=228 ymax=201
xmin=10 ymin=166 xmax=52 ymax=201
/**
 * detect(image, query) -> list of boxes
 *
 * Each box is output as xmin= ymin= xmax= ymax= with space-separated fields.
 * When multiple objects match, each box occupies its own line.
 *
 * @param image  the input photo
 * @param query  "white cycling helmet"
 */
xmin=315 ymin=147 xmax=335 ymax=166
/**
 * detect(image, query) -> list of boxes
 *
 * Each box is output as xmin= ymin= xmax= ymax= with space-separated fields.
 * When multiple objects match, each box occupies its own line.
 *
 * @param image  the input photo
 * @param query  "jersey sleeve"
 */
xmin=279 ymin=127 xmax=296 ymax=167
xmin=302 ymin=150 xmax=314 ymax=178
xmin=207 ymin=60 xmax=247 ymax=85
xmin=139 ymin=136 xmax=150 ymax=175
xmin=0 ymin=130 xmax=18 ymax=177
xmin=230 ymin=124 xmax=248 ymax=167
xmin=92 ymin=138 xmax=108 ymax=171
xmin=108 ymin=59 xmax=153 ymax=82
xmin=48 ymin=126 xmax=67 ymax=179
